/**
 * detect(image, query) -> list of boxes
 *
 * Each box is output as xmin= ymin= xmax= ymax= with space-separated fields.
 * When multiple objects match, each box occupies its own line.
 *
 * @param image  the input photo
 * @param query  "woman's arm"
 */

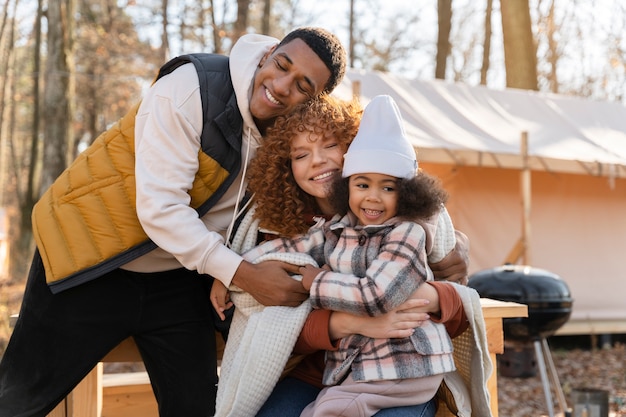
xmin=294 ymin=281 xmax=467 ymax=358
xmin=294 ymin=283 xmax=438 ymax=354
xmin=425 ymin=281 xmax=469 ymax=338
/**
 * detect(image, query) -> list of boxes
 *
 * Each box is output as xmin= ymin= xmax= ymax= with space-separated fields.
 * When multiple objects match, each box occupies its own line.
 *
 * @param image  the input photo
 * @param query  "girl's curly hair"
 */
xmin=328 ymin=169 xmax=449 ymax=221
xmin=247 ymin=94 xmax=362 ymax=237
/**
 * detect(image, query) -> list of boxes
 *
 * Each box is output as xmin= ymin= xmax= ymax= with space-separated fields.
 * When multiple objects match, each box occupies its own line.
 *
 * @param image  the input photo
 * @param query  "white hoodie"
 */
xmin=125 ymin=34 xmax=279 ymax=287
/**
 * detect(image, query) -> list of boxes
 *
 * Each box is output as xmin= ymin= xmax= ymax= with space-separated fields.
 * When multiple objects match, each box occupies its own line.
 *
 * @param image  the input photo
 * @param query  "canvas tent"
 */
xmin=334 ymin=69 xmax=626 ymax=335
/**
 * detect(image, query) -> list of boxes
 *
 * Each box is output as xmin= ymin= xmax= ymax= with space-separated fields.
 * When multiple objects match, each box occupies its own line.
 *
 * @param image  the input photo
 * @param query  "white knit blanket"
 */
xmin=214 ymin=206 xmax=318 ymax=417
xmin=441 ymin=283 xmax=494 ymax=417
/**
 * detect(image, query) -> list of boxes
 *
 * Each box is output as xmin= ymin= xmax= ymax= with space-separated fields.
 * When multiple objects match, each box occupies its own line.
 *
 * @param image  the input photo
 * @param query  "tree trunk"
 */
xmin=41 ymin=0 xmax=76 ymax=193
xmin=500 ymin=0 xmax=538 ymax=90
xmin=435 ymin=0 xmax=452 ymax=79
xmin=160 ymin=0 xmax=169 ymax=62
xmin=261 ymin=0 xmax=271 ymax=35
xmin=545 ymin=0 xmax=559 ymax=93
xmin=209 ymin=0 xmax=222 ymax=54
xmin=11 ymin=0 xmax=43 ymax=282
xmin=480 ymin=0 xmax=493 ymax=85
xmin=233 ymin=0 xmax=251 ymax=40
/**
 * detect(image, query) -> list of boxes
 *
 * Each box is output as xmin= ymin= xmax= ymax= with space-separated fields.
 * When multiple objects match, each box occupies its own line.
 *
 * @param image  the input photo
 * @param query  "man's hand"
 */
xmin=429 ymin=230 xmax=470 ymax=285
xmin=231 ymin=260 xmax=309 ymax=306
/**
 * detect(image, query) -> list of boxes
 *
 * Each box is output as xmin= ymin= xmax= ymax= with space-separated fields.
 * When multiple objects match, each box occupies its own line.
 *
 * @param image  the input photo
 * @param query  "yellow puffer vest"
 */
xmin=32 ymin=54 xmax=243 ymax=293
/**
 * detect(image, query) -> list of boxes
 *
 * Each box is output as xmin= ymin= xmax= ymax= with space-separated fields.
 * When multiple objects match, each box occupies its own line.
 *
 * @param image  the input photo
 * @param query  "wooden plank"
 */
xmin=484 ymin=316 xmax=504 ymax=417
xmin=555 ymin=319 xmax=626 ymax=336
xmin=101 ymin=383 xmax=157 ymax=417
xmin=480 ymin=298 xmax=528 ymax=319
xmin=102 ymin=338 xmax=142 ymax=363
xmin=102 ymin=372 xmax=150 ymax=388
xmin=69 ymin=363 xmax=102 ymax=417
xmin=47 ymin=401 xmax=67 ymax=417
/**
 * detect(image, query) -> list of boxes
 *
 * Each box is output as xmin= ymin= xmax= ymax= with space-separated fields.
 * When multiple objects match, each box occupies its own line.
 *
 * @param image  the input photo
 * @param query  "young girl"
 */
xmin=216 ymin=95 xmax=462 ymax=417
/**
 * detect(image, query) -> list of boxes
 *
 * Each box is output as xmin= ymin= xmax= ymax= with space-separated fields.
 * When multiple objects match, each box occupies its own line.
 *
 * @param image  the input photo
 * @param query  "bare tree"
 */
xmin=500 ymin=0 xmax=538 ymax=90
xmin=11 ymin=0 xmax=43 ymax=281
xmin=160 ymin=0 xmax=169 ymax=62
xmin=0 ymin=0 xmax=20 ymax=281
xmin=349 ymin=2 xmax=425 ymax=74
xmin=349 ymin=0 xmax=355 ymax=68
xmin=41 ymin=0 xmax=76 ymax=193
xmin=480 ymin=0 xmax=493 ymax=85
xmin=435 ymin=0 xmax=452 ymax=80
xmin=261 ymin=0 xmax=271 ymax=34
xmin=233 ymin=0 xmax=252 ymax=40
xmin=543 ymin=0 xmax=559 ymax=92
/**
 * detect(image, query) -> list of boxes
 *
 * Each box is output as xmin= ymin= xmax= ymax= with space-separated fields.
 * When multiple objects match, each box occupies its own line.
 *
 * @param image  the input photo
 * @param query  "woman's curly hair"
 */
xmin=247 ymin=94 xmax=362 ymax=237
xmin=328 ymin=169 xmax=449 ymax=221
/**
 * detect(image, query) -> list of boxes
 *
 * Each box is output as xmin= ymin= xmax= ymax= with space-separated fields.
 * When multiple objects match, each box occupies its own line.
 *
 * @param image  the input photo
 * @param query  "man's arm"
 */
xmin=429 ymin=230 xmax=470 ymax=285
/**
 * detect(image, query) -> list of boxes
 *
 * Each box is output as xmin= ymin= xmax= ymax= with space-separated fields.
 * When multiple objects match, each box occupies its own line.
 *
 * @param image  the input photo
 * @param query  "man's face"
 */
xmin=250 ymin=38 xmax=331 ymax=126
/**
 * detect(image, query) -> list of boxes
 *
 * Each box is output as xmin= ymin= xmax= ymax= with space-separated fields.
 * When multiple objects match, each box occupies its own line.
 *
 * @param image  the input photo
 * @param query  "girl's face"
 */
xmin=348 ymin=173 xmax=399 ymax=225
xmin=290 ymin=130 xmax=345 ymax=215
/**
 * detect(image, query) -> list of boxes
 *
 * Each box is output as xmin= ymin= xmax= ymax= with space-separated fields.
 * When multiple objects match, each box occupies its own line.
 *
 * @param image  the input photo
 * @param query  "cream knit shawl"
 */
xmin=437 ymin=283 xmax=494 ymax=417
xmin=214 ymin=205 xmax=317 ymax=417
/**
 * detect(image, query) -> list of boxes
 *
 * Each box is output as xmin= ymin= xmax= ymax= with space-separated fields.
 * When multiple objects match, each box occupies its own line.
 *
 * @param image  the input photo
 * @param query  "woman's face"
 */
xmin=290 ymin=130 xmax=345 ymax=214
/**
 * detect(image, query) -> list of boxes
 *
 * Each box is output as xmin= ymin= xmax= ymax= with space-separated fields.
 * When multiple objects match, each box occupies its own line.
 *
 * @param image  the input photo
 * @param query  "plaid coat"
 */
xmin=242 ymin=212 xmax=455 ymax=385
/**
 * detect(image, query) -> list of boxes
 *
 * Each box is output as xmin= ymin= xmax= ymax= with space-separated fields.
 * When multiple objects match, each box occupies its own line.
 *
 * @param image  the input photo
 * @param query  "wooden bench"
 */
xmin=12 ymin=299 xmax=526 ymax=417
xmin=9 ymin=314 xmax=159 ymax=417
xmin=46 ymin=334 xmax=226 ymax=417
xmin=45 ymin=337 xmax=157 ymax=417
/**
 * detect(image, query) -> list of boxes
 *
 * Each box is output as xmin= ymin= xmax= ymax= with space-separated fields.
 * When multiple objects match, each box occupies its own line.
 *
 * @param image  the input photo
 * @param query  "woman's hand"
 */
xmin=429 ymin=230 xmax=470 ymax=285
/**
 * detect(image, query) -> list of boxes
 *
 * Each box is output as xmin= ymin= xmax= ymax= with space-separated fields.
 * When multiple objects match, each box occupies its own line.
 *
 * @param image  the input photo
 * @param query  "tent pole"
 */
xmin=521 ymin=131 xmax=531 ymax=265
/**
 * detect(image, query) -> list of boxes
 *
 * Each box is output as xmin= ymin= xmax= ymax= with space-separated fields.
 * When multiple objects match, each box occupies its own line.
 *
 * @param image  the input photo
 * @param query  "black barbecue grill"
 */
xmin=469 ymin=264 xmax=574 ymax=417
xmin=468 ymin=264 xmax=573 ymax=341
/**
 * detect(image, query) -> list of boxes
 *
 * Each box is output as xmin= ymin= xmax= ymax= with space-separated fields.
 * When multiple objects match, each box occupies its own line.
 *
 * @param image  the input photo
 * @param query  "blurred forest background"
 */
xmin=0 ymin=0 xmax=626 ymax=325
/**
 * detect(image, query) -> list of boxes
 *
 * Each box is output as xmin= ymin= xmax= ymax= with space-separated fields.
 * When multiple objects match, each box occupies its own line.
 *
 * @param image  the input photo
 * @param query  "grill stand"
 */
xmin=534 ymin=338 xmax=569 ymax=417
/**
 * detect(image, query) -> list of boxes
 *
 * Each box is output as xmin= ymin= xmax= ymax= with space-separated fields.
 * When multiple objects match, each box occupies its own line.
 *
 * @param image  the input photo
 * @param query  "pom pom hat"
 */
xmin=342 ymin=95 xmax=418 ymax=179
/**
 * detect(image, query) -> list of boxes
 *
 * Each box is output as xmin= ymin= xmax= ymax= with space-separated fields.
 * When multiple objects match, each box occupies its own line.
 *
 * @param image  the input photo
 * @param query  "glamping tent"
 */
xmin=334 ymin=69 xmax=626 ymax=335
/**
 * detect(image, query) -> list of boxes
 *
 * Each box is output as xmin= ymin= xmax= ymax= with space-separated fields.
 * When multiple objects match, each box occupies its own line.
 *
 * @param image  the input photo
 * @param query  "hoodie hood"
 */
xmin=230 ymin=33 xmax=279 ymax=148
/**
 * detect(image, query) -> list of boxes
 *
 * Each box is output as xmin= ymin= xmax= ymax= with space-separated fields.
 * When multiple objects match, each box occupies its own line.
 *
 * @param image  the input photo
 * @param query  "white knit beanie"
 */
xmin=342 ymin=95 xmax=417 ymax=179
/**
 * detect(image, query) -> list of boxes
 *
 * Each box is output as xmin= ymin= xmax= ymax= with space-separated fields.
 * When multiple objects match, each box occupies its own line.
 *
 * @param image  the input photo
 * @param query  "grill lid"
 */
xmin=468 ymin=264 xmax=572 ymax=304
xmin=468 ymin=264 xmax=573 ymax=340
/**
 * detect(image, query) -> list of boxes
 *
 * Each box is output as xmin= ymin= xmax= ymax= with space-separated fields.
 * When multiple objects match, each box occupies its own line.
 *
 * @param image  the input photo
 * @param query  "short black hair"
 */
xmin=278 ymin=27 xmax=346 ymax=94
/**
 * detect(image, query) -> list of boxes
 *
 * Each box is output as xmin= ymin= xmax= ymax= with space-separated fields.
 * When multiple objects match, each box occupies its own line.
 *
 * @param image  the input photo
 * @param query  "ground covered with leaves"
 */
xmin=497 ymin=342 xmax=626 ymax=417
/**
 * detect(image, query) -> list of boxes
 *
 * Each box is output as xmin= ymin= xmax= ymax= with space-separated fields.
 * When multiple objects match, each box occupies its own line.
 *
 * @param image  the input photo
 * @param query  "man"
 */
xmin=0 ymin=27 xmax=347 ymax=417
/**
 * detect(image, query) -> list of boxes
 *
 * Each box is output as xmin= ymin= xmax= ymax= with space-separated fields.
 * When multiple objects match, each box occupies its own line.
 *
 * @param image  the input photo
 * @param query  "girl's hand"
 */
xmin=210 ymin=280 xmax=234 ymax=321
xmin=299 ymin=264 xmax=327 ymax=290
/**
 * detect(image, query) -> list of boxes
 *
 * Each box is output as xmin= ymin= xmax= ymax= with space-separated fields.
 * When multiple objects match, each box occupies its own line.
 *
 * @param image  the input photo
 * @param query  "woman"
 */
xmin=234 ymin=95 xmax=469 ymax=417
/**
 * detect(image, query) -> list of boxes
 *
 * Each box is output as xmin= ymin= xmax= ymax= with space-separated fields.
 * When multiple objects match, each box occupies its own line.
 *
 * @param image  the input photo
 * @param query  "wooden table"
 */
xmin=480 ymin=298 xmax=528 ymax=417
xmin=47 ymin=298 xmax=527 ymax=417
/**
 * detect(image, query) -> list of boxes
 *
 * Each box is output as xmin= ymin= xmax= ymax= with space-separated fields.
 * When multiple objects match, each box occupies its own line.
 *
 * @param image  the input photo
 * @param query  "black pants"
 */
xmin=0 ymin=251 xmax=218 ymax=417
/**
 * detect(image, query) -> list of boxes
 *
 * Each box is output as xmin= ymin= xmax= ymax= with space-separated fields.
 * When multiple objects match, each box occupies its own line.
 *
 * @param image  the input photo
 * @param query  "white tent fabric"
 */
xmin=334 ymin=70 xmax=626 ymax=335
xmin=334 ymin=70 xmax=626 ymax=177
